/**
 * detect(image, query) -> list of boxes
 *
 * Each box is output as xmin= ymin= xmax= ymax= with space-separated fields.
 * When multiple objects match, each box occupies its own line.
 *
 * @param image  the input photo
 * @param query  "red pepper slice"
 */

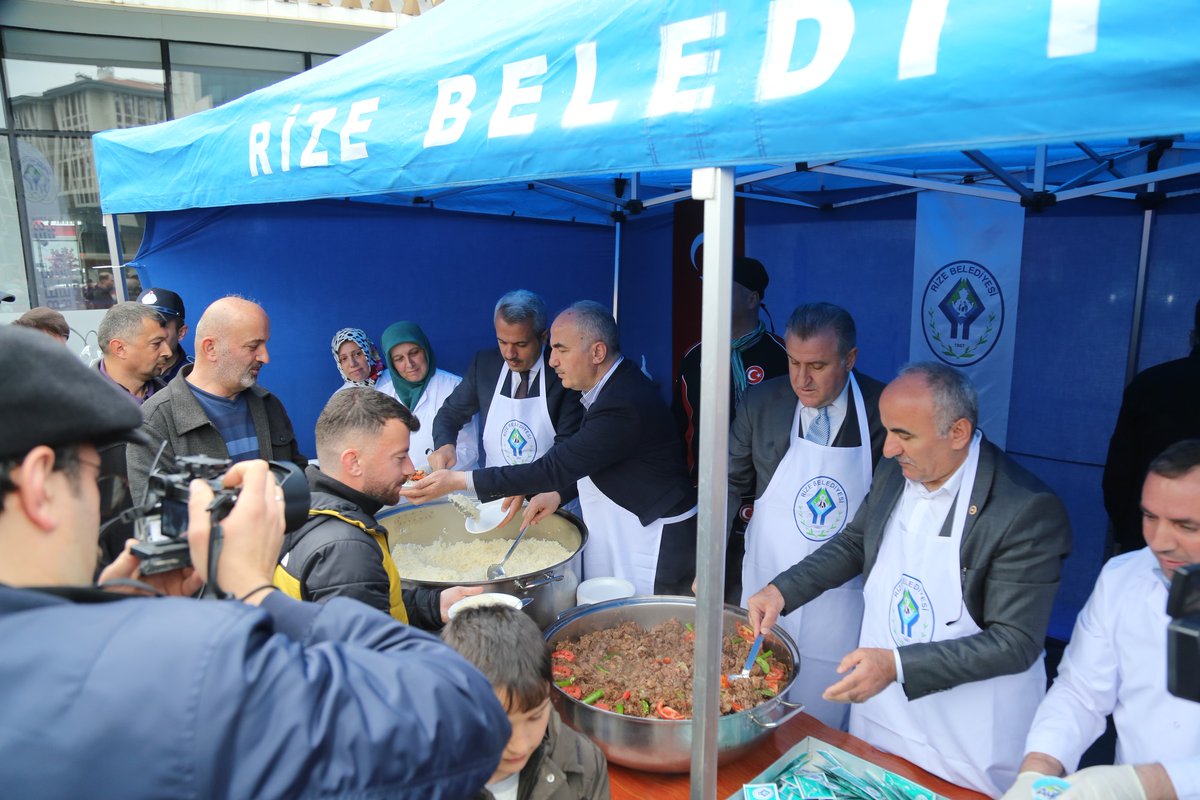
xmin=767 ymin=664 xmax=785 ymax=682
xmin=720 ymin=674 xmax=730 ymax=690
xmin=737 ymin=623 xmax=755 ymax=640
xmin=594 ymin=702 xmax=612 ymax=711
xmin=682 ymin=631 xmax=696 ymax=643
xmin=621 ymin=690 xmax=632 ymax=701
xmin=562 ymin=684 xmax=583 ymax=699
xmin=731 ymin=702 xmax=744 ymax=712
xmin=551 ymin=664 xmax=572 ymax=679
xmin=551 ymin=649 xmax=575 ymax=662
xmin=656 ymin=701 xmax=684 ymax=720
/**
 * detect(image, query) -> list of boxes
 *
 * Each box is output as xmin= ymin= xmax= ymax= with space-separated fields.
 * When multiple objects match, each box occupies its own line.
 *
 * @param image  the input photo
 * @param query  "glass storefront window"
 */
xmin=0 ymin=139 xmax=30 ymax=315
xmin=17 ymin=134 xmax=147 ymax=311
xmin=169 ymin=43 xmax=304 ymax=118
xmin=3 ymin=30 xmax=165 ymax=133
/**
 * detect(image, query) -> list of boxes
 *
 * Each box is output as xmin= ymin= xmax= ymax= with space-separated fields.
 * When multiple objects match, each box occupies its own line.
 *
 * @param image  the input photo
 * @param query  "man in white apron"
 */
xmin=406 ymin=301 xmax=698 ymax=595
xmin=731 ymin=302 xmax=886 ymax=730
xmin=1002 ymin=439 xmax=1200 ymax=800
xmin=749 ymin=363 xmax=1071 ymax=796
xmin=428 ymin=289 xmax=583 ymax=474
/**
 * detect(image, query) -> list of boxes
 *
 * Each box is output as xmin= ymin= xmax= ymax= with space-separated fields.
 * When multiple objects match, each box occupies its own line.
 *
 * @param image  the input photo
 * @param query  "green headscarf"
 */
xmin=380 ymin=321 xmax=436 ymax=410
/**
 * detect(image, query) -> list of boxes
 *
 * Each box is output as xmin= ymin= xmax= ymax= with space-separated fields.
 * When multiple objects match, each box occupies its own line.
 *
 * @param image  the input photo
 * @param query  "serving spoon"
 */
xmin=729 ymin=632 xmax=765 ymax=681
xmin=486 ymin=524 xmax=531 ymax=580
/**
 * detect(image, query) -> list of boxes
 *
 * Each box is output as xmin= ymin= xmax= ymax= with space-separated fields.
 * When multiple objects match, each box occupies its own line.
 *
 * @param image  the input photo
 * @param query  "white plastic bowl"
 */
xmin=446 ymin=592 xmax=525 ymax=620
xmin=575 ymin=577 xmax=635 ymax=606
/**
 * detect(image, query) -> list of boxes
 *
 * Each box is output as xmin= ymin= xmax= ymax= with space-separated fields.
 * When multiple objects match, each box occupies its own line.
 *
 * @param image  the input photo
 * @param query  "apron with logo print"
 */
xmin=482 ymin=356 xmax=556 ymax=468
xmin=851 ymin=432 xmax=1044 ymax=796
xmin=740 ymin=373 xmax=873 ymax=730
xmin=576 ymin=475 xmax=696 ymax=597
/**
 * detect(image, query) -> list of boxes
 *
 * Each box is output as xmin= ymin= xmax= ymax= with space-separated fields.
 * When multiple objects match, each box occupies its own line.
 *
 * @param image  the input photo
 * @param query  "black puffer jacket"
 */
xmin=274 ymin=466 xmax=443 ymax=630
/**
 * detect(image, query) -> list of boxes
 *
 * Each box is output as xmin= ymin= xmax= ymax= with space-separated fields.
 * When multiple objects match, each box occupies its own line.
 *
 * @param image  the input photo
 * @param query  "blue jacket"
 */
xmin=0 ymin=586 xmax=510 ymax=799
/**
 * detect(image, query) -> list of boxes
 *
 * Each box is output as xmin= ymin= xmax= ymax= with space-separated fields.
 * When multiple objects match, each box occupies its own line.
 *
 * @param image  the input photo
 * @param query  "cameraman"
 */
xmin=1003 ymin=439 xmax=1200 ymax=800
xmin=0 ymin=326 xmax=510 ymax=799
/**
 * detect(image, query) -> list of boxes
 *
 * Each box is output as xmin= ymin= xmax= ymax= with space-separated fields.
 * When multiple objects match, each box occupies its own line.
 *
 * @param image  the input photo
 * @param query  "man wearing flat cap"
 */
xmin=138 ymin=286 xmax=193 ymax=384
xmin=672 ymin=255 xmax=789 ymax=602
xmin=0 ymin=324 xmax=510 ymax=797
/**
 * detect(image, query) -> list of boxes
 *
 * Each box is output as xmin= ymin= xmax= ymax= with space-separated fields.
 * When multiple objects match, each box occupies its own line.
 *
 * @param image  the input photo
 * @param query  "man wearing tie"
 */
xmin=730 ymin=302 xmax=886 ymax=729
xmin=429 ymin=290 xmax=583 ymax=471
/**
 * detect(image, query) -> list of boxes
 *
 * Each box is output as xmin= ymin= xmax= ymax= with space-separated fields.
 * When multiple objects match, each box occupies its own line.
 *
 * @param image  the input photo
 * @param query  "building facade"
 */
xmin=0 ymin=0 xmax=422 ymax=343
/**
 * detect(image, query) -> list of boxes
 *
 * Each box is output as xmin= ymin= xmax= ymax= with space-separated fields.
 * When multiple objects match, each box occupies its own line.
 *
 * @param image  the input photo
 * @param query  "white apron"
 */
xmin=576 ymin=476 xmax=696 ymax=596
xmin=850 ymin=432 xmax=1044 ymax=797
xmin=740 ymin=373 xmax=873 ymax=730
xmin=482 ymin=357 xmax=556 ymax=468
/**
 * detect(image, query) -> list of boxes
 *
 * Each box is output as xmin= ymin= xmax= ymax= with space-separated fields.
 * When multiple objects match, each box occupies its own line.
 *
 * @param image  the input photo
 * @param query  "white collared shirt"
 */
xmin=888 ymin=451 xmax=971 ymax=685
xmin=1023 ymin=548 xmax=1200 ymax=796
xmin=580 ymin=356 xmax=624 ymax=410
xmin=799 ymin=377 xmax=850 ymax=442
xmin=507 ymin=358 xmax=542 ymax=397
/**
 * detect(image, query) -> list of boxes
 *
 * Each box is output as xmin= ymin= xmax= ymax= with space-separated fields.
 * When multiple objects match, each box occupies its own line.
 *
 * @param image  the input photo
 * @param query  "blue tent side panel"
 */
xmin=130 ymin=201 xmax=617 ymax=456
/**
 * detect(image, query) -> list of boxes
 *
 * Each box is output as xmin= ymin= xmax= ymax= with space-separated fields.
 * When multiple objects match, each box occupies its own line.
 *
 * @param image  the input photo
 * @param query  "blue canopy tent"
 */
xmin=94 ymin=0 xmax=1200 ymax=791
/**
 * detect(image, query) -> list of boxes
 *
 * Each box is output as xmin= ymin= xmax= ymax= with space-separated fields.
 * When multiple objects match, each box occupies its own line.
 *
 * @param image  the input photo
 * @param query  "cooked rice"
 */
xmin=392 ymin=537 xmax=574 ymax=582
xmin=446 ymin=493 xmax=481 ymax=520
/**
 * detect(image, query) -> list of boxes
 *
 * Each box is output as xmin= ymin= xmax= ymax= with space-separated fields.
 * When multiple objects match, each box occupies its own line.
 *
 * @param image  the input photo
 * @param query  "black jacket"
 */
xmin=474 ymin=358 xmax=695 ymax=525
xmin=127 ymin=365 xmax=307 ymax=504
xmin=1102 ymin=348 xmax=1200 ymax=554
xmin=276 ymin=467 xmax=442 ymax=630
xmin=432 ymin=347 xmax=584 ymax=464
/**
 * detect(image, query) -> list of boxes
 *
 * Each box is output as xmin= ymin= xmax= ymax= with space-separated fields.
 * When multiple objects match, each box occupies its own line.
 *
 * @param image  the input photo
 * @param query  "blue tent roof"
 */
xmin=94 ymin=0 xmax=1200 ymax=219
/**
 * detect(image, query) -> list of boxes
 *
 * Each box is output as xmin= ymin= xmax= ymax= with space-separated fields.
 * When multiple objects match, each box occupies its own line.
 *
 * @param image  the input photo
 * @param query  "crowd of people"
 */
xmin=2 ymin=278 xmax=1197 ymax=799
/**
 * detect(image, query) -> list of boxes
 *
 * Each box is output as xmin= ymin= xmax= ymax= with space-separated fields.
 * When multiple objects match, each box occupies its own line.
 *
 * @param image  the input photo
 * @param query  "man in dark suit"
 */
xmin=405 ymin=301 xmax=697 ymax=595
xmin=749 ymin=362 xmax=1071 ymax=796
xmin=730 ymin=302 xmax=885 ymax=729
xmin=1102 ymin=298 xmax=1200 ymax=555
xmin=428 ymin=289 xmax=582 ymax=471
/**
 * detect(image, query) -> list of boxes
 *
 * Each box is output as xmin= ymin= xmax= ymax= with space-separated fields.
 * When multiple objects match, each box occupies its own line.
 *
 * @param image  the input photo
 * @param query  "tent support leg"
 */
xmin=690 ymin=166 xmax=734 ymax=800
xmin=103 ymin=214 xmax=129 ymax=303
xmin=1125 ymin=181 xmax=1156 ymax=384
xmin=611 ymin=220 xmax=621 ymax=321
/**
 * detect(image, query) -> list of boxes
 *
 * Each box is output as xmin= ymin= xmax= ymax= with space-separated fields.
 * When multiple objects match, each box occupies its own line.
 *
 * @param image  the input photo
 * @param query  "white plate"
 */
xmin=463 ymin=498 xmax=508 ymax=534
xmin=447 ymin=592 xmax=525 ymax=620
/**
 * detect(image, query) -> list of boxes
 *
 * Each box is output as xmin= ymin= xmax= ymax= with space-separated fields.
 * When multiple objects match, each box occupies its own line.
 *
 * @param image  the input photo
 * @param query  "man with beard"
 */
xmin=128 ymin=296 xmax=307 ymax=504
xmin=273 ymin=389 xmax=479 ymax=629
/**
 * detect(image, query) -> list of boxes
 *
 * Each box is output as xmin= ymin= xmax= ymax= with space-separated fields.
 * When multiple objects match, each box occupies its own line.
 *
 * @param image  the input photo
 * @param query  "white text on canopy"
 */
xmin=249 ymin=97 xmax=380 ymax=177
xmin=421 ymin=0 xmax=1101 ymax=148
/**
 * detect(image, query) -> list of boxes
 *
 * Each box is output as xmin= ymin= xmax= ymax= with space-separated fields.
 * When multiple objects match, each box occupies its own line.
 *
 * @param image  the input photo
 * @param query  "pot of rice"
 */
xmin=380 ymin=500 xmax=587 ymax=629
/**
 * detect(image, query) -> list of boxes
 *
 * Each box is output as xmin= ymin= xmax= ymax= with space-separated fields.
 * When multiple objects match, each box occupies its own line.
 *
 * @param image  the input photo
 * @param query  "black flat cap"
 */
xmin=0 ymin=325 xmax=145 ymax=460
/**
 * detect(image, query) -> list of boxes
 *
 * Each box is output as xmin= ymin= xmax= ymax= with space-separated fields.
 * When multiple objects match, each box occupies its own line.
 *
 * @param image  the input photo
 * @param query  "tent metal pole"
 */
xmin=1125 ymin=181 xmax=1156 ymax=384
xmin=103 ymin=214 xmax=129 ymax=303
xmin=690 ymin=166 xmax=734 ymax=800
xmin=611 ymin=220 xmax=621 ymax=322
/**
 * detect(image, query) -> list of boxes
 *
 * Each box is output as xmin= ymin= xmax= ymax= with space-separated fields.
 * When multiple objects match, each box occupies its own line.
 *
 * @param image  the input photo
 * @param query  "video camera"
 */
xmin=1168 ymin=564 xmax=1200 ymax=702
xmin=130 ymin=455 xmax=309 ymax=575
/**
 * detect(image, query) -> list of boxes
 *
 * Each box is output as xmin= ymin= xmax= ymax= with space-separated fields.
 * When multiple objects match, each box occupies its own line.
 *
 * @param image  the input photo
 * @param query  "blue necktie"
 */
xmin=806 ymin=405 xmax=830 ymax=446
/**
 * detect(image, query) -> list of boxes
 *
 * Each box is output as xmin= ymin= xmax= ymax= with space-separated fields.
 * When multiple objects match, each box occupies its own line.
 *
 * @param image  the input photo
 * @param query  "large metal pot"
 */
xmin=542 ymin=595 xmax=804 ymax=773
xmin=380 ymin=501 xmax=586 ymax=629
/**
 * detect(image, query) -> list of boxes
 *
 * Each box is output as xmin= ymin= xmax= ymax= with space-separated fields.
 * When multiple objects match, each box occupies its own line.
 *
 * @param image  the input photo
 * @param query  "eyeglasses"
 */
xmin=77 ymin=455 xmax=131 ymax=518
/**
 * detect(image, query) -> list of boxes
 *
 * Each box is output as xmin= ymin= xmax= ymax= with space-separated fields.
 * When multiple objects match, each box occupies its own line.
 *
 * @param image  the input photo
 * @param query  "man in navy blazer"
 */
xmin=428 ymin=289 xmax=583 ymax=471
xmin=405 ymin=301 xmax=698 ymax=595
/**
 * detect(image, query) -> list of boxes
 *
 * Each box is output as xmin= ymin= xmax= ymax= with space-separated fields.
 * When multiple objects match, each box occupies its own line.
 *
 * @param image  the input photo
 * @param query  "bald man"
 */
xmin=128 ymin=296 xmax=307 ymax=502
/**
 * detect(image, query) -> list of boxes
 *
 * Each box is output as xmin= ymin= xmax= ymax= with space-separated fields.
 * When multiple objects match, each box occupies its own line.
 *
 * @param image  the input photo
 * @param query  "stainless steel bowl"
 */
xmin=542 ymin=595 xmax=804 ymax=773
xmin=380 ymin=501 xmax=586 ymax=629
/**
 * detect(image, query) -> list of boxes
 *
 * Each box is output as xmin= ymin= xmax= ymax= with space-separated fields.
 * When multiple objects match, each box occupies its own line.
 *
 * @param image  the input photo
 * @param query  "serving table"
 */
xmin=608 ymin=711 xmax=989 ymax=800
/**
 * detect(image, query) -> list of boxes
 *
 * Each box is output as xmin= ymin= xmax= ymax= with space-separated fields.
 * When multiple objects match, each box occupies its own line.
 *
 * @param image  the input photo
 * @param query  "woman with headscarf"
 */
xmin=331 ymin=328 xmax=386 ymax=392
xmin=377 ymin=321 xmax=479 ymax=473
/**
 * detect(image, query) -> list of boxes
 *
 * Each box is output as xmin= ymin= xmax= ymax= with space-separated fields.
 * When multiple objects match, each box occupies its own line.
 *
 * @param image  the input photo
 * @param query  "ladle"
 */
xmin=486 ymin=524 xmax=530 ymax=580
